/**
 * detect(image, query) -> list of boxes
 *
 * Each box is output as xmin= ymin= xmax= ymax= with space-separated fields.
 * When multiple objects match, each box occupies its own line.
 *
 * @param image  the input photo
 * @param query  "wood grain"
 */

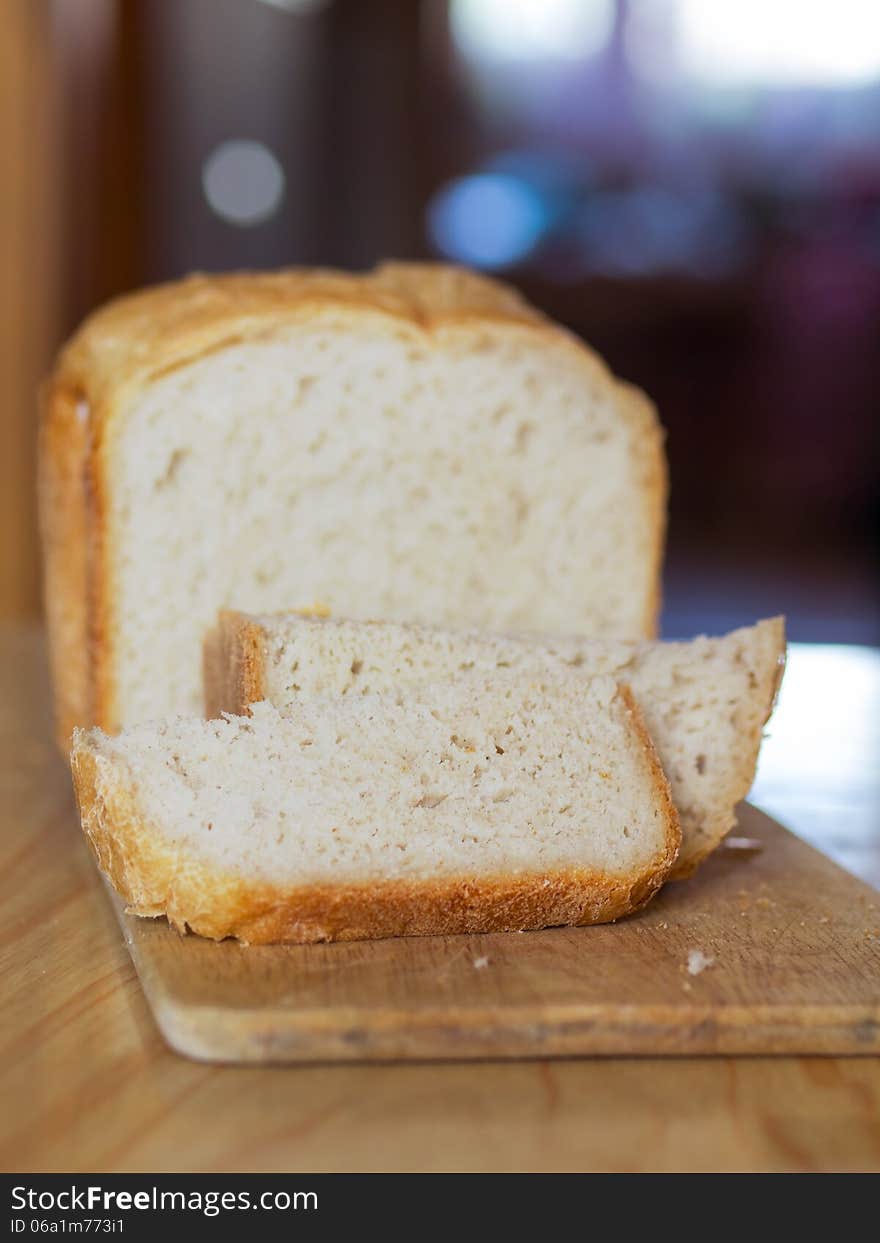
xmin=2 ymin=627 xmax=879 ymax=1172
xmin=112 ymin=806 xmax=880 ymax=1064
xmin=0 ymin=2 xmax=61 ymax=619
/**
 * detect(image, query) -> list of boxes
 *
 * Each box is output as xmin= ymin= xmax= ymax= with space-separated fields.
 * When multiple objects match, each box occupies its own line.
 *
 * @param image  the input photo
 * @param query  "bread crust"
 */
xmin=43 ymin=262 xmax=666 ymax=741
xmin=616 ymin=382 xmax=667 ymax=637
xmin=203 ymin=611 xmax=267 ymax=719
xmin=671 ymin=615 xmax=787 ymax=878
xmin=37 ymin=378 xmax=94 ymax=748
xmin=70 ymin=684 xmax=681 ymax=945
xmin=204 ymin=605 xmax=334 ymax=718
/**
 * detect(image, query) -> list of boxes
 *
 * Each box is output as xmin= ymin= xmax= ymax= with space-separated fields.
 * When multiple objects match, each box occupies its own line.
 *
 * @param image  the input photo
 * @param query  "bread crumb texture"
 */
xmin=212 ymin=612 xmax=785 ymax=875
xmin=70 ymin=672 xmax=680 ymax=943
xmin=49 ymin=262 xmax=664 ymax=732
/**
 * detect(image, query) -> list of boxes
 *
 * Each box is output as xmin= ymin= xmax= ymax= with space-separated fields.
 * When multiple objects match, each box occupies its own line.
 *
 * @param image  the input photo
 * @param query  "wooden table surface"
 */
xmin=2 ymin=625 xmax=879 ymax=1173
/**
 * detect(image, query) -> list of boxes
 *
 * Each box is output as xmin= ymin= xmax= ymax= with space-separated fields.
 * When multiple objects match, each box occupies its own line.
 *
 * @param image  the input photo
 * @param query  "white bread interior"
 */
xmin=70 ymin=672 xmax=680 ymax=943
xmin=42 ymin=263 xmax=665 ymax=737
xmin=207 ymin=613 xmax=785 ymax=876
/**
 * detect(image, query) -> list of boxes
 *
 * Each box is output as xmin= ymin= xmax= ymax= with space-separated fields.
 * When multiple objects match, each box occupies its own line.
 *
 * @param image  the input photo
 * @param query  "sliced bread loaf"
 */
xmin=206 ymin=613 xmax=785 ymax=877
xmin=41 ymin=262 xmax=665 ymax=743
xmin=70 ymin=674 xmax=680 ymax=944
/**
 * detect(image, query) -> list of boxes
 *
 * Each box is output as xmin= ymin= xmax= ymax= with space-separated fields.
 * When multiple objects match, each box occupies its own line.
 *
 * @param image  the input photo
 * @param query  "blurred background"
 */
xmin=3 ymin=0 xmax=880 ymax=642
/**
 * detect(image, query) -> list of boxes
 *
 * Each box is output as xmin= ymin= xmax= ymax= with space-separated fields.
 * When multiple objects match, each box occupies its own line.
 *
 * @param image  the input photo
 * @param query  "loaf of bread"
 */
xmin=206 ymin=613 xmax=785 ymax=877
xmin=70 ymin=673 xmax=680 ymax=943
xmin=40 ymin=262 xmax=666 ymax=744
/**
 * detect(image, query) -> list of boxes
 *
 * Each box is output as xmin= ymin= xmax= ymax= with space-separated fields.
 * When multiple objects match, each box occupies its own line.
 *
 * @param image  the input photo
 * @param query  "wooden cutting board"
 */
xmin=109 ymin=805 xmax=880 ymax=1064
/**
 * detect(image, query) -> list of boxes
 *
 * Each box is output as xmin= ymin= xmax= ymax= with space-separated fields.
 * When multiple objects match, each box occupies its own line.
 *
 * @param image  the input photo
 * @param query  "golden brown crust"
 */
xmin=51 ymin=263 xmax=541 ymax=412
xmin=616 ymin=681 xmax=681 ymax=872
xmin=88 ymin=408 xmax=118 ymax=737
xmin=44 ymin=261 xmax=666 ymax=738
xmin=670 ymin=615 xmax=787 ymax=879
xmin=616 ymin=382 xmax=667 ymax=638
xmin=37 ymin=378 xmax=93 ymax=749
xmin=766 ymin=616 xmax=788 ymax=713
xmin=203 ymin=611 xmax=267 ymax=718
xmin=70 ymin=684 xmax=681 ymax=945
xmin=204 ymin=605 xmax=333 ymax=717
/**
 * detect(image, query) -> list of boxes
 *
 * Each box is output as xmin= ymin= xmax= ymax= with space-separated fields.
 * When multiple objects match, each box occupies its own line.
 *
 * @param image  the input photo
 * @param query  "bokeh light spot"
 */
xmin=202 ymin=140 xmax=286 ymax=227
xmin=451 ymin=0 xmax=613 ymax=64
xmin=677 ymin=0 xmax=880 ymax=88
xmin=427 ymin=173 xmax=549 ymax=269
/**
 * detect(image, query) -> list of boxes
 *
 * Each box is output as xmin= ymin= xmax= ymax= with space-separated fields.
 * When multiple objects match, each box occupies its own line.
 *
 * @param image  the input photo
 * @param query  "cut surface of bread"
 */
xmin=40 ymin=262 xmax=665 ymax=742
xmin=207 ymin=613 xmax=786 ymax=877
xmin=70 ymin=674 xmax=680 ymax=944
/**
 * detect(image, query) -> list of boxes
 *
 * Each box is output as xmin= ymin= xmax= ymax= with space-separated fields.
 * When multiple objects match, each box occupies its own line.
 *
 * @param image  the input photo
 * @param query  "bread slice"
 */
xmin=206 ymin=613 xmax=785 ymax=878
xmin=40 ymin=262 xmax=666 ymax=744
xmin=70 ymin=673 xmax=680 ymax=944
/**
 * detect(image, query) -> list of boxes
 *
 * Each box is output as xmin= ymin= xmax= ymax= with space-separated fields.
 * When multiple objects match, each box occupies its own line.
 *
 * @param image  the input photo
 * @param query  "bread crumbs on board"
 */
xmin=686 ymin=949 xmax=715 ymax=976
